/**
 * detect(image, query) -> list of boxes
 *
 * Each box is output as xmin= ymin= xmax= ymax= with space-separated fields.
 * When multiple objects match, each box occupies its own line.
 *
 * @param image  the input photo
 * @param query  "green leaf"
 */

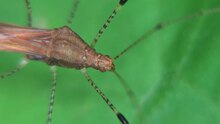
xmin=0 ymin=0 xmax=220 ymax=124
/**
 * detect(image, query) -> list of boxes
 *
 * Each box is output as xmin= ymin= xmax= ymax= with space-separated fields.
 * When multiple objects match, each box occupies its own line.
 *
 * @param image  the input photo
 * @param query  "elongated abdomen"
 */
xmin=0 ymin=23 xmax=52 ymax=56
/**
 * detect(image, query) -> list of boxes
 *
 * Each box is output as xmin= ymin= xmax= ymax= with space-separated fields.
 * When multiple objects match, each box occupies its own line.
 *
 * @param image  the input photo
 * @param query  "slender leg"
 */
xmin=113 ymin=7 xmax=220 ymax=60
xmin=90 ymin=0 xmax=128 ymax=48
xmin=24 ymin=0 xmax=32 ymax=27
xmin=81 ymin=68 xmax=129 ymax=124
xmin=0 ymin=0 xmax=33 ymax=80
xmin=67 ymin=0 xmax=80 ymax=27
xmin=0 ymin=58 xmax=29 ymax=80
xmin=88 ymin=0 xmax=137 ymax=112
xmin=47 ymin=66 xmax=57 ymax=124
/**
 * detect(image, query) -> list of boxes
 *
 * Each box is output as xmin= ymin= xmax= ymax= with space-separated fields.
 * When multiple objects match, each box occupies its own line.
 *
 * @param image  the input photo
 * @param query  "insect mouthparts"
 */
xmin=93 ymin=54 xmax=115 ymax=72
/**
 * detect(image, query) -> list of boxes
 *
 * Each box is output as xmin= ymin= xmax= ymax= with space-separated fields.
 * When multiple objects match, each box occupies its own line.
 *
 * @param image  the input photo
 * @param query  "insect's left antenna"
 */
xmin=90 ymin=0 xmax=128 ymax=48
xmin=112 ymin=70 xmax=137 ymax=108
xmin=47 ymin=66 xmax=57 ymax=124
xmin=81 ymin=68 xmax=129 ymax=124
xmin=25 ymin=0 xmax=32 ymax=27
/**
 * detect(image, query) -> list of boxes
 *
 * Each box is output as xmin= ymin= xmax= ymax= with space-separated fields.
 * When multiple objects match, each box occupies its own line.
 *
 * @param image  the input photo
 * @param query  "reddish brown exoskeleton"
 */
xmin=0 ymin=23 xmax=114 ymax=72
xmin=0 ymin=22 xmax=127 ymax=124
xmin=0 ymin=0 xmax=129 ymax=124
xmin=2 ymin=0 xmax=220 ymax=124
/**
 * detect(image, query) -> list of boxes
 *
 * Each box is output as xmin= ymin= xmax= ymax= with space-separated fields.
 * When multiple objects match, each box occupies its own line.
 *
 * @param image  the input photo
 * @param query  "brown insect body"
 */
xmin=0 ymin=23 xmax=114 ymax=72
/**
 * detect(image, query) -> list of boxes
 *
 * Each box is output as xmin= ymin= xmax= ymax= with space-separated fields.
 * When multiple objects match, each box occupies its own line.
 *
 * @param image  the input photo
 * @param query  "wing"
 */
xmin=0 ymin=23 xmax=52 ymax=56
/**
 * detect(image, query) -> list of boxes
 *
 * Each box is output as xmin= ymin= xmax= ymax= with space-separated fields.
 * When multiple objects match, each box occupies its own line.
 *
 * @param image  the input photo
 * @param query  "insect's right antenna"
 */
xmin=81 ymin=68 xmax=129 ymax=124
xmin=24 ymin=0 xmax=32 ymax=27
xmin=112 ymin=70 xmax=138 ymax=108
xmin=67 ymin=0 xmax=80 ymax=27
xmin=113 ymin=7 xmax=220 ymax=60
xmin=90 ymin=0 xmax=128 ymax=48
xmin=0 ymin=58 xmax=29 ymax=80
xmin=47 ymin=66 xmax=57 ymax=124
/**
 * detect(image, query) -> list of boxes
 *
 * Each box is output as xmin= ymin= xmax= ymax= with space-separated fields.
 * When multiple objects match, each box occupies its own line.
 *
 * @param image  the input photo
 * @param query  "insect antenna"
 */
xmin=113 ymin=7 xmax=220 ymax=60
xmin=67 ymin=0 xmax=80 ymax=27
xmin=0 ymin=58 xmax=29 ymax=80
xmin=90 ymin=0 xmax=128 ymax=48
xmin=81 ymin=68 xmax=129 ymax=124
xmin=112 ymin=70 xmax=138 ymax=108
xmin=47 ymin=66 xmax=57 ymax=124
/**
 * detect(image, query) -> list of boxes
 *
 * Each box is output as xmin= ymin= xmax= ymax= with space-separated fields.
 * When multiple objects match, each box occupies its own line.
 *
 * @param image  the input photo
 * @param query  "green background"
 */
xmin=0 ymin=0 xmax=220 ymax=124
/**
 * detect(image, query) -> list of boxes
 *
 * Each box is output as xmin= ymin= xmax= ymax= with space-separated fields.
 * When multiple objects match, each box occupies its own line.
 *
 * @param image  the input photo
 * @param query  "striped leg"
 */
xmin=90 ymin=0 xmax=128 ymax=48
xmin=25 ymin=0 xmax=32 ymax=27
xmin=81 ymin=68 xmax=129 ymax=124
xmin=47 ymin=66 xmax=57 ymax=124
xmin=0 ymin=58 xmax=29 ymax=80
xmin=67 ymin=0 xmax=80 ymax=27
xmin=0 ymin=0 xmax=33 ymax=80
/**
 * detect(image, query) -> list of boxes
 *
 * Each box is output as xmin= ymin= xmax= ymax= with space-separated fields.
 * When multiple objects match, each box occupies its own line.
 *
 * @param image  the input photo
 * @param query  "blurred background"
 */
xmin=0 ymin=0 xmax=220 ymax=124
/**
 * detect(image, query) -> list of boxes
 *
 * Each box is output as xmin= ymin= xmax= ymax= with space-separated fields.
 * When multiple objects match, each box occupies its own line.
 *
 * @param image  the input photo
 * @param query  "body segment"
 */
xmin=0 ymin=23 xmax=114 ymax=72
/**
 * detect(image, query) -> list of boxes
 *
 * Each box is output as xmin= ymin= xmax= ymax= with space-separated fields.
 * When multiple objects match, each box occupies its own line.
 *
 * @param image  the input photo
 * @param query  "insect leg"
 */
xmin=24 ymin=0 xmax=32 ymax=27
xmin=0 ymin=0 xmax=34 ymax=80
xmin=47 ymin=66 xmax=57 ymax=124
xmin=81 ymin=68 xmax=129 ymax=124
xmin=67 ymin=0 xmax=80 ymax=27
xmin=113 ymin=7 xmax=220 ymax=60
xmin=0 ymin=1 xmax=32 ymax=80
xmin=90 ymin=0 xmax=128 ymax=48
xmin=0 ymin=58 xmax=29 ymax=80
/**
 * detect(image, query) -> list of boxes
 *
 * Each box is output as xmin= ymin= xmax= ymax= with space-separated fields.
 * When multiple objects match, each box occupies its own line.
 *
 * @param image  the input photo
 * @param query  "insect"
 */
xmin=0 ymin=0 xmax=220 ymax=124
xmin=0 ymin=0 xmax=132 ymax=124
